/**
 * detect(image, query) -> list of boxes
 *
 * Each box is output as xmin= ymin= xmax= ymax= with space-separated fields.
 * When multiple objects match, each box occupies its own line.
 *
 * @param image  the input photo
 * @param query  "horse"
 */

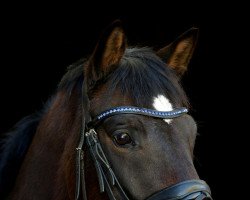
xmin=0 ymin=21 xmax=212 ymax=200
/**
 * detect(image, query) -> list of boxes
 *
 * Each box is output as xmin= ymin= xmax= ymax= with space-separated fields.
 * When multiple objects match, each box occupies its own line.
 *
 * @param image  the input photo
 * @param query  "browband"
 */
xmin=88 ymin=106 xmax=188 ymax=128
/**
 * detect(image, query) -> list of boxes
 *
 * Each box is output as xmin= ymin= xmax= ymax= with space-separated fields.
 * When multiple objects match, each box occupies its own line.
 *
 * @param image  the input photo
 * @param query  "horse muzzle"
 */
xmin=146 ymin=180 xmax=212 ymax=200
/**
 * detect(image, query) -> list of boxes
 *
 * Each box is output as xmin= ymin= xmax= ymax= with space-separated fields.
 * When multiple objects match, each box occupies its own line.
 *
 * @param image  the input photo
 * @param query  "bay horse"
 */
xmin=0 ymin=21 xmax=212 ymax=200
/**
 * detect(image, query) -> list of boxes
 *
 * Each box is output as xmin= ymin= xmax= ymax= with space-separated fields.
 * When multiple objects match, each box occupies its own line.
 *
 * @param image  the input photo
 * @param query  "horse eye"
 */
xmin=113 ymin=132 xmax=132 ymax=146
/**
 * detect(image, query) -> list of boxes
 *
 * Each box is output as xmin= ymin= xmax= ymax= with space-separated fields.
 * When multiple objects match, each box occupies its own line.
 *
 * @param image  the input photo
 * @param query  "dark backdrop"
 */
xmin=0 ymin=2 xmax=245 ymax=199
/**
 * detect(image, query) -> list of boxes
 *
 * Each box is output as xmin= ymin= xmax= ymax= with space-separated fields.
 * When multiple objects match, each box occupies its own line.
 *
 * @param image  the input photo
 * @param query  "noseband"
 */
xmin=75 ymin=106 xmax=212 ymax=200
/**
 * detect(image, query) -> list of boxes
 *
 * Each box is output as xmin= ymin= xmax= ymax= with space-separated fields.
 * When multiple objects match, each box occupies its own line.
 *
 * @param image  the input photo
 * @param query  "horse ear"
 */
xmin=157 ymin=28 xmax=199 ymax=76
xmin=86 ymin=20 xmax=127 ymax=88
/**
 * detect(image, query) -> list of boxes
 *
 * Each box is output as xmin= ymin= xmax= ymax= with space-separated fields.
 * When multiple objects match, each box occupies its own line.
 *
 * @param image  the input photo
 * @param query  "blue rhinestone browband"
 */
xmin=87 ymin=106 xmax=188 ymax=128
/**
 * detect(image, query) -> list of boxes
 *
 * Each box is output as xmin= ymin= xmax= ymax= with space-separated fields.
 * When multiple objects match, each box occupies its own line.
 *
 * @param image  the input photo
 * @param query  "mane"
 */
xmin=108 ymin=47 xmax=189 ymax=107
xmin=58 ymin=58 xmax=86 ymax=94
xmin=0 ymin=100 xmax=52 ymax=198
xmin=58 ymin=47 xmax=189 ymax=107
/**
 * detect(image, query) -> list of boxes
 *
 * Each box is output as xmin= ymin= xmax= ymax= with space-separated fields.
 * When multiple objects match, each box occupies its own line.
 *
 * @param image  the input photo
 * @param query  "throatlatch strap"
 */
xmin=75 ymin=127 xmax=87 ymax=200
xmin=75 ymin=79 xmax=90 ymax=200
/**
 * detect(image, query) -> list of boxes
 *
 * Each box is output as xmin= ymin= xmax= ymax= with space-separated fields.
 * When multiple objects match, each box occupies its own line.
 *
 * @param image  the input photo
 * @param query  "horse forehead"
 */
xmin=152 ymin=94 xmax=173 ymax=124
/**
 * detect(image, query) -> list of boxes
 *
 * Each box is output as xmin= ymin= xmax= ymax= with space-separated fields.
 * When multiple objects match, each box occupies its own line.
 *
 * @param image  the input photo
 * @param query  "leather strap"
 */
xmin=86 ymin=129 xmax=130 ymax=200
xmin=146 ymin=180 xmax=212 ymax=200
xmin=75 ymin=81 xmax=89 ymax=200
xmin=88 ymin=106 xmax=188 ymax=128
xmin=75 ymin=127 xmax=87 ymax=200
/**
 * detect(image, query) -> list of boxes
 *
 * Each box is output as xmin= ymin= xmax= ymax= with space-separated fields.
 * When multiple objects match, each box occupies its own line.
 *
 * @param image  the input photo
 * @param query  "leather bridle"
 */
xmin=75 ymin=104 xmax=213 ymax=200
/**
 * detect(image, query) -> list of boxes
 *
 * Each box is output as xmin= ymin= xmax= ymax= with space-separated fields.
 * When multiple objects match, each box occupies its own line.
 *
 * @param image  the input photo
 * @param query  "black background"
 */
xmin=0 ymin=2 xmax=245 ymax=199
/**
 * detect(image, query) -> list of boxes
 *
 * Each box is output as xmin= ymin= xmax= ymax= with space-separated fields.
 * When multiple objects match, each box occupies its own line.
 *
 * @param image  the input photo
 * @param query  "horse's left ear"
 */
xmin=157 ymin=28 xmax=199 ymax=76
xmin=86 ymin=20 xmax=127 ymax=88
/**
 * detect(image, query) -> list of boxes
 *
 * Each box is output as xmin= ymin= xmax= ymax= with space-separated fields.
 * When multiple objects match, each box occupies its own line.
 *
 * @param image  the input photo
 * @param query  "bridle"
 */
xmin=75 ymin=103 xmax=213 ymax=200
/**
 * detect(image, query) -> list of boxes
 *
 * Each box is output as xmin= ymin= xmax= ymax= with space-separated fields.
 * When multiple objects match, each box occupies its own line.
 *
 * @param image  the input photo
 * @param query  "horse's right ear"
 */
xmin=85 ymin=20 xmax=127 ymax=89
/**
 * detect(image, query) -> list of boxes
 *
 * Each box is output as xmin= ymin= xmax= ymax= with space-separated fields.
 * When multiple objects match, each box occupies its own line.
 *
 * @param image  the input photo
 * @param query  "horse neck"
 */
xmin=10 ymin=89 xmax=82 ymax=200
